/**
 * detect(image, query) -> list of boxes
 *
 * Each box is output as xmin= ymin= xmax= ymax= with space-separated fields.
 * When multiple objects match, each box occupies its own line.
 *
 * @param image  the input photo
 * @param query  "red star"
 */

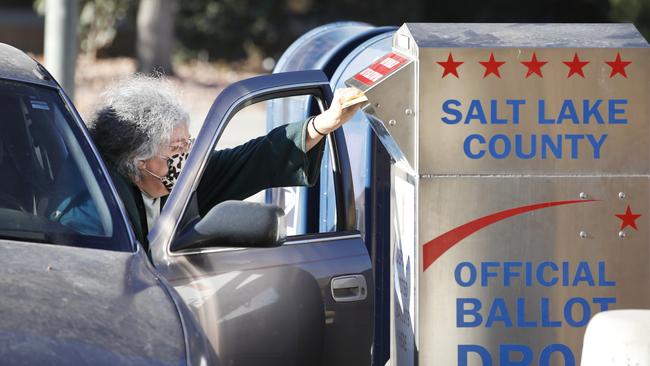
xmin=615 ymin=205 xmax=642 ymax=231
xmin=479 ymin=53 xmax=506 ymax=78
xmin=437 ymin=53 xmax=463 ymax=78
xmin=521 ymin=53 xmax=548 ymax=78
xmin=605 ymin=53 xmax=632 ymax=78
xmin=563 ymin=53 xmax=589 ymax=78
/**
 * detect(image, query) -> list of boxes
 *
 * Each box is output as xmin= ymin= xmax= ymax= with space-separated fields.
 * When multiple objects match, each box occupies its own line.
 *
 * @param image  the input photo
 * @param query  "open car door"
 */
xmin=148 ymin=70 xmax=374 ymax=366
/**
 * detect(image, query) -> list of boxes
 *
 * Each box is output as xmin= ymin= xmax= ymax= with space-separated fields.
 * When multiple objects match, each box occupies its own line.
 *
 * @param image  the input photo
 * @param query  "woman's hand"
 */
xmin=305 ymin=88 xmax=364 ymax=151
xmin=313 ymin=88 xmax=364 ymax=134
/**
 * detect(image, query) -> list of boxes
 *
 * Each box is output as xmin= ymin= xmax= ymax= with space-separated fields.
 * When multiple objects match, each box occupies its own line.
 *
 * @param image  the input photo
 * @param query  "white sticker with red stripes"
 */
xmin=354 ymin=52 xmax=409 ymax=86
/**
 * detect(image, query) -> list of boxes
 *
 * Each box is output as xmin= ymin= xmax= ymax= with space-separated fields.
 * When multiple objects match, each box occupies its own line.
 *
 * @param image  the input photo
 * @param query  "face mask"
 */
xmin=143 ymin=152 xmax=188 ymax=192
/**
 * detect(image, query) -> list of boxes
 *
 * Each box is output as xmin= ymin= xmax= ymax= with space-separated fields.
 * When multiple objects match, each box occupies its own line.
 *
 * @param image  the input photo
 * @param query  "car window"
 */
xmin=0 ymin=79 xmax=131 ymax=251
xmin=213 ymin=95 xmax=337 ymax=236
xmin=318 ymin=142 xmax=337 ymax=232
xmin=266 ymin=95 xmax=339 ymax=235
xmin=215 ymin=99 xmax=269 ymax=204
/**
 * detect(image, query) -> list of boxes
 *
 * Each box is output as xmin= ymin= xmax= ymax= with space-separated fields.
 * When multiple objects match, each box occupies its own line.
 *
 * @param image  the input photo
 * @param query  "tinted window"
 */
xmin=0 ymin=79 xmax=131 ymax=251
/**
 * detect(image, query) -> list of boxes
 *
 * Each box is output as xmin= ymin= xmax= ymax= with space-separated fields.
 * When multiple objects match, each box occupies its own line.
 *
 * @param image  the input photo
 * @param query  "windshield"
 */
xmin=0 ymin=79 xmax=131 ymax=251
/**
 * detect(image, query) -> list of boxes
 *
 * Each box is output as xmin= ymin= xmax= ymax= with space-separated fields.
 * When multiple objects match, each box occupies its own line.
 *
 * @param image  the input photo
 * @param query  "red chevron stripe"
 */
xmin=422 ymin=199 xmax=597 ymax=271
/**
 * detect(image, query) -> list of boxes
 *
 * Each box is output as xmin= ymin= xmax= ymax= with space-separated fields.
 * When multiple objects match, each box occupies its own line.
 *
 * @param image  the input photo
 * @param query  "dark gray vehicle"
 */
xmin=0 ymin=42 xmax=374 ymax=365
xmin=148 ymin=72 xmax=374 ymax=365
xmin=0 ymin=44 xmax=217 ymax=365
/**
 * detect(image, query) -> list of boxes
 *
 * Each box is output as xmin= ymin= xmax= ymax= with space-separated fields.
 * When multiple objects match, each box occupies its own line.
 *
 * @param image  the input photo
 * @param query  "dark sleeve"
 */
xmin=196 ymin=119 xmax=326 ymax=215
xmin=106 ymin=166 xmax=148 ymax=246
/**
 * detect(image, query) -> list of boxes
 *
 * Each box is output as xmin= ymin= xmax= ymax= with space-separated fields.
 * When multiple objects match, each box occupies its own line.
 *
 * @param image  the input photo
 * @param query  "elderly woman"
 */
xmin=89 ymin=76 xmax=360 ymax=250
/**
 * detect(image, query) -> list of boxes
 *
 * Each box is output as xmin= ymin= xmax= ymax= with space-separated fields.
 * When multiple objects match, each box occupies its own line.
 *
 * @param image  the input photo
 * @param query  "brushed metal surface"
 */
xmin=418 ymin=177 xmax=649 ymax=365
xmin=363 ymin=61 xmax=417 ymax=171
xmin=417 ymin=47 xmax=650 ymax=175
xmin=369 ymin=23 xmax=650 ymax=366
xmin=390 ymin=168 xmax=418 ymax=366
xmin=402 ymin=23 xmax=649 ymax=49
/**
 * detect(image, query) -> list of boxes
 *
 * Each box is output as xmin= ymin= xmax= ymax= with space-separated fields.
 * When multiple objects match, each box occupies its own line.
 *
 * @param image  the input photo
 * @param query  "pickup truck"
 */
xmin=0 ymin=39 xmax=375 ymax=365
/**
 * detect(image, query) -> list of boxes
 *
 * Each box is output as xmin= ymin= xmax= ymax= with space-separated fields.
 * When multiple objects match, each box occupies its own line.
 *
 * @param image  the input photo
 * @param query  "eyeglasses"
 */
xmin=167 ymin=137 xmax=195 ymax=155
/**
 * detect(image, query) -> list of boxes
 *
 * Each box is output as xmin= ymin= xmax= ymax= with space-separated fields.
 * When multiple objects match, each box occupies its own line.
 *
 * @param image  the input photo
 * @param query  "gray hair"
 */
xmin=88 ymin=75 xmax=189 ymax=180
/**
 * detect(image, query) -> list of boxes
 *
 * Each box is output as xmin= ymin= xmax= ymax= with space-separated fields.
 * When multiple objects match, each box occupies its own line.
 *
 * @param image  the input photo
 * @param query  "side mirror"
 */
xmin=171 ymin=200 xmax=286 ymax=252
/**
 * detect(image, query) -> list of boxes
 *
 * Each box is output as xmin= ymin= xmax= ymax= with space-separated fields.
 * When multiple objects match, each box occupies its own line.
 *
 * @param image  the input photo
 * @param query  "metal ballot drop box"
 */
xmin=347 ymin=24 xmax=650 ymax=366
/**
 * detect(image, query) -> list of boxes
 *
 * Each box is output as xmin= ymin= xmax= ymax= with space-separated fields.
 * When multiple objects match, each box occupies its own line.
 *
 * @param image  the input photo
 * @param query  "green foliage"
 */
xmin=78 ymin=0 xmax=131 ymax=57
xmin=176 ymin=0 xmax=618 ymax=62
xmin=34 ymin=0 xmax=133 ymax=58
xmin=34 ymin=0 xmax=650 ymax=62
xmin=609 ymin=0 xmax=650 ymax=37
xmin=32 ymin=0 xmax=46 ymax=14
xmin=176 ymin=0 xmax=291 ymax=61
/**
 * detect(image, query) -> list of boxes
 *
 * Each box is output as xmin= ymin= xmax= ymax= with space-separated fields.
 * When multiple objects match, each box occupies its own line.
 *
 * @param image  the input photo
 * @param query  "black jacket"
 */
xmin=108 ymin=120 xmax=326 ymax=250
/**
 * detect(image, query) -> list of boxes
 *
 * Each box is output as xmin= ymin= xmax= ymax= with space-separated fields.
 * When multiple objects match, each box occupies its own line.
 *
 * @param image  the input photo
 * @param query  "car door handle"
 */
xmin=331 ymin=275 xmax=368 ymax=302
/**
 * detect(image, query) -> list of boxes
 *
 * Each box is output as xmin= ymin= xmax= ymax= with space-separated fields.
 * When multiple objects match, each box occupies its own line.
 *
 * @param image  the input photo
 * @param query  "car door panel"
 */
xmin=164 ymin=233 xmax=372 ymax=365
xmin=149 ymin=71 xmax=373 ymax=366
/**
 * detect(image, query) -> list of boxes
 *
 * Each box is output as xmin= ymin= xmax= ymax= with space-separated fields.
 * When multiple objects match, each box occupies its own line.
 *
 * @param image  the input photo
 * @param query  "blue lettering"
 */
xmin=540 ymin=135 xmax=562 ymax=159
xmin=562 ymin=262 xmax=570 ymax=286
xmin=525 ymin=262 xmax=533 ymax=286
xmin=564 ymin=297 xmax=591 ymax=327
xmin=537 ymin=261 xmax=559 ymax=287
xmin=458 ymin=345 xmax=492 ymax=366
xmin=503 ymin=262 xmax=522 ymax=287
xmin=564 ymin=134 xmax=584 ymax=159
xmin=466 ymin=99 xmax=488 ymax=124
xmin=515 ymin=134 xmax=536 ymax=159
xmin=541 ymin=297 xmax=562 ymax=327
xmin=538 ymin=100 xmax=555 ymax=124
xmin=458 ymin=344 xmax=576 ymax=366
xmin=583 ymin=100 xmax=604 ymax=124
xmin=598 ymin=261 xmax=616 ymax=286
xmin=586 ymin=134 xmax=607 ymax=159
xmin=593 ymin=297 xmax=617 ymax=312
xmin=558 ymin=100 xmax=580 ymax=124
xmin=609 ymin=99 xmax=628 ymax=124
xmin=506 ymin=99 xmax=526 ymax=124
xmin=486 ymin=298 xmax=512 ymax=328
xmin=441 ymin=99 xmax=462 ymax=124
xmin=572 ymin=262 xmax=595 ymax=286
xmin=539 ymin=344 xmax=575 ymax=366
xmin=455 ymin=262 xmax=477 ymax=287
xmin=491 ymin=100 xmax=508 ymax=124
xmin=481 ymin=261 xmax=500 ymax=286
xmin=464 ymin=134 xmax=486 ymax=159
xmin=501 ymin=344 xmax=534 ymax=366
xmin=489 ymin=134 xmax=511 ymax=159
xmin=457 ymin=298 xmax=483 ymax=327
xmin=516 ymin=298 xmax=537 ymax=328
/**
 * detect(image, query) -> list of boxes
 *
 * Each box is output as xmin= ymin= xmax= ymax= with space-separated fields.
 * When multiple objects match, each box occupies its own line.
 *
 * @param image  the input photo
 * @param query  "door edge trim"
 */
xmin=168 ymin=233 xmax=362 ymax=257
